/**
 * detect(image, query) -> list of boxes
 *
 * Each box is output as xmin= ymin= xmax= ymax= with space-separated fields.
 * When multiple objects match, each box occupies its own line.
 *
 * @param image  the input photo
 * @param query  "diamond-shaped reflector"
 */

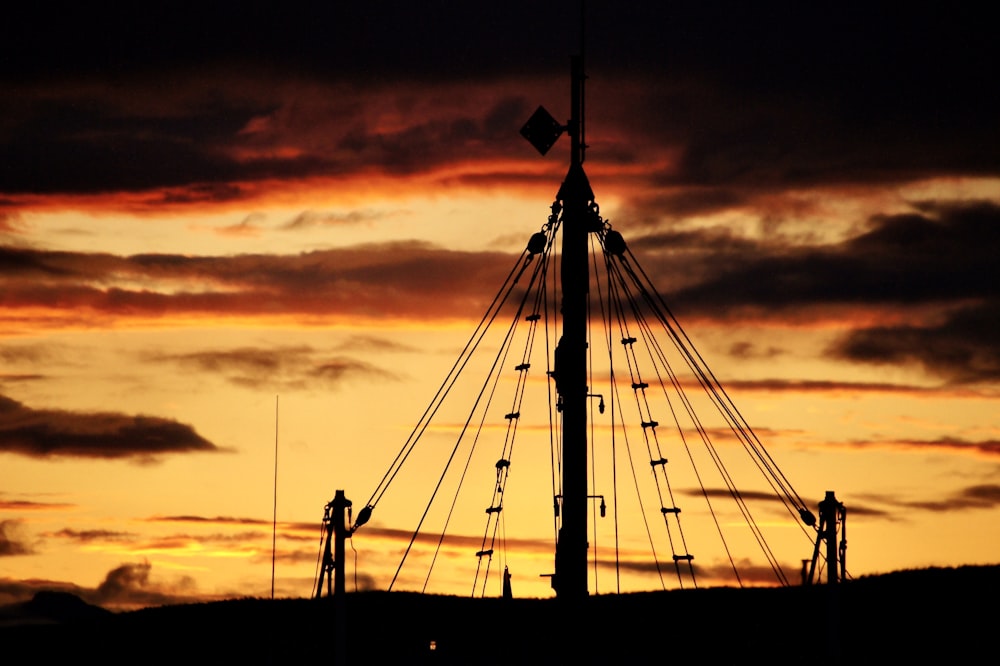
xmin=520 ymin=105 xmax=563 ymax=156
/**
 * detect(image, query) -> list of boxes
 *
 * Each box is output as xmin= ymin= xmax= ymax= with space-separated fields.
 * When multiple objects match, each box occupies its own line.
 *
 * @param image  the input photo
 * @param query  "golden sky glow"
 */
xmin=2 ymin=3 xmax=999 ymax=609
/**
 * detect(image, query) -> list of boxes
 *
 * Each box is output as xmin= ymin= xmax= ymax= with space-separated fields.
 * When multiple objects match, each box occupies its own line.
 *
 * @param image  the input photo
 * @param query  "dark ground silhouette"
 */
xmin=2 ymin=565 xmax=995 ymax=664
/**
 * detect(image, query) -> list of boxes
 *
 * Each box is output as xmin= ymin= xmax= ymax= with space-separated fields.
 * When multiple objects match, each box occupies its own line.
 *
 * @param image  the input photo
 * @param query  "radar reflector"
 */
xmin=520 ymin=105 xmax=564 ymax=155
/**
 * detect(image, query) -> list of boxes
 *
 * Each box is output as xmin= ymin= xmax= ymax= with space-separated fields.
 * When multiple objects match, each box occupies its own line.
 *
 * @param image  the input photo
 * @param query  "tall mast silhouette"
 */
xmin=521 ymin=53 xmax=597 ymax=599
xmin=338 ymin=18 xmax=837 ymax=604
xmin=554 ymin=55 xmax=593 ymax=600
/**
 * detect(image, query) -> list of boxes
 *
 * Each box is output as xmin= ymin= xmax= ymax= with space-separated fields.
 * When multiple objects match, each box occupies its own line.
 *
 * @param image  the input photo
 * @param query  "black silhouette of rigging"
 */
xmin=316 ymin=50 xmax=846 ymax=603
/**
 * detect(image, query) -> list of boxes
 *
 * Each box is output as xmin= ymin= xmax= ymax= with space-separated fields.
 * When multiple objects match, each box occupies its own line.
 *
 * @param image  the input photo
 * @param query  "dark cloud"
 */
xmin=91 ymin=561 xmax=203 ymax=609
xmin=0 ymin=4 xmax=575 ymax=84
xmin=596 ymin=6 xmax=999 ymax=191
xmin=666 ymin=202 xmax=1000 ymax=312
xmin=1 ymin=5 xmax=995 ymax=200
xmin=630 ymin=188 xmax=750 ymax=220
xmin=0 ymin=100 xmax=263 ymax=196
xmin=0 ymin=394 xmax=222 ymax=460
xmin=641 ymin=201 xmax=1000 ymax=383
xmin=832 ymin=302 xmax=1000 ymax=384
xmin=684 ymin=488 xmax=792 ymax=504
xmin=0 ymin=520 xmax=34 ymax=556
xmin=1 ymin=560 xmax=220 ymax=609
xmin=0 ymin=578 xmax=84 ymax=607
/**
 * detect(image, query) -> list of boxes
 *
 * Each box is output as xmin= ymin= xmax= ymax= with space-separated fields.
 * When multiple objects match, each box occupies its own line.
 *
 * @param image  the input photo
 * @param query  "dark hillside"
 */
xmin=2 ymin=565 xmax=994 ymax=663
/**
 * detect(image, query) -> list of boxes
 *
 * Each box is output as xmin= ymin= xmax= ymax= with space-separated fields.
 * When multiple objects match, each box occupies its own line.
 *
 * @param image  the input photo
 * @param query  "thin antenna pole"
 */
xmin=579 ymin=0 xmax=586 ymax=164
xmin=271 ymin=395 xmax=279 ymax=599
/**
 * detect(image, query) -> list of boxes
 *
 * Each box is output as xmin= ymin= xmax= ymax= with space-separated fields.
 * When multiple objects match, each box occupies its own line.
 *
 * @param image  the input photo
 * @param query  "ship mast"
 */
xmin=551 ymin=55 xmax=595 ymax=599
xmin=342 ymin=18 xmax=836 ymax=603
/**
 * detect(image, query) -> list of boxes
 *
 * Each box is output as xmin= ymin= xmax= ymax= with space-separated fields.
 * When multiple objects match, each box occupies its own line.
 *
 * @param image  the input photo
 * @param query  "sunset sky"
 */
xmin=2 ymin=3 xmax=999 ymax=609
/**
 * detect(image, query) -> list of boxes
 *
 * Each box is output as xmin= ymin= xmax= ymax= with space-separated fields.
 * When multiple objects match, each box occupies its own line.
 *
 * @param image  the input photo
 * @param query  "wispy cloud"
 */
xmin=144 ymin=515 xmax=318 ymax=536
xmin=0 ymin=498 xmax=75 ymax=511
xmin=719 ymin=379 xmax=979 ymax=397
xmin=0 ymin=520 xmax=34 ymax=556
xmin=146 ymin=345 xmax=399 ymax=390
xmin=679 ymin=487 xmax=895 ymax=521
xmin=899 ymin=484 xmax=1000 ymax=513
xmin=854 ymin=484 xmax=1000 ymax=517
xmin=844 ymin=437 xmax=1000 ymax=460
xmin=45 ymin=524 xmax=275 ymax=560
xmin=354 ymin=524 xmax=553 ymax=555
xmin=45 ymin=528 xmax=138 ymax=543
xmin=146 ymin=515 xmax=271 ymax=527
xmin=280 ymin=209 xmax=386 ymax=231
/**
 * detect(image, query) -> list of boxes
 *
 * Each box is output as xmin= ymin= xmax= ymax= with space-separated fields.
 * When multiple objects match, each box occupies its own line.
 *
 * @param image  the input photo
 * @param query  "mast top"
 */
xmin=519 ymin=52 xmax=587 ymax=169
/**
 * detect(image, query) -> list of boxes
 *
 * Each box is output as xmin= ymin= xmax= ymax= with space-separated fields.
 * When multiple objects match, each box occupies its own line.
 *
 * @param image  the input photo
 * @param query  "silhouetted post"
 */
xmin=821 ymin=492 xmax=840 ymax=586
xmin=553 ymin=55 xmax=596 ymax=601
xmin=819 ymin=490 xmax=843 ymax=662
xmin=332 ymin=489 xmax=352 ymax=665
xmin=332 ymin=490 xmax=351 ymax=596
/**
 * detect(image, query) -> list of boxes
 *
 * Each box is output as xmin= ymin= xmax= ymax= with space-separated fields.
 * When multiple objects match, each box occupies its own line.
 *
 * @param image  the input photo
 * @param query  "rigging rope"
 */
xmin=626 ymin=245 xmax=814 ymax=523
xmin=362 ymin=247 xmax=534 ymax=516
xmin=605 ymin=253 xmax=694 ymax=587
xmin=383 ymin=224 xmax=554 ymax=591
xmin=599 ymin=225 xmax=815 ymax=585
xmin=592 ymin=238 xmax=623 ymax=592
xmin=353 ymin=212 xmax=821 ymax=595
